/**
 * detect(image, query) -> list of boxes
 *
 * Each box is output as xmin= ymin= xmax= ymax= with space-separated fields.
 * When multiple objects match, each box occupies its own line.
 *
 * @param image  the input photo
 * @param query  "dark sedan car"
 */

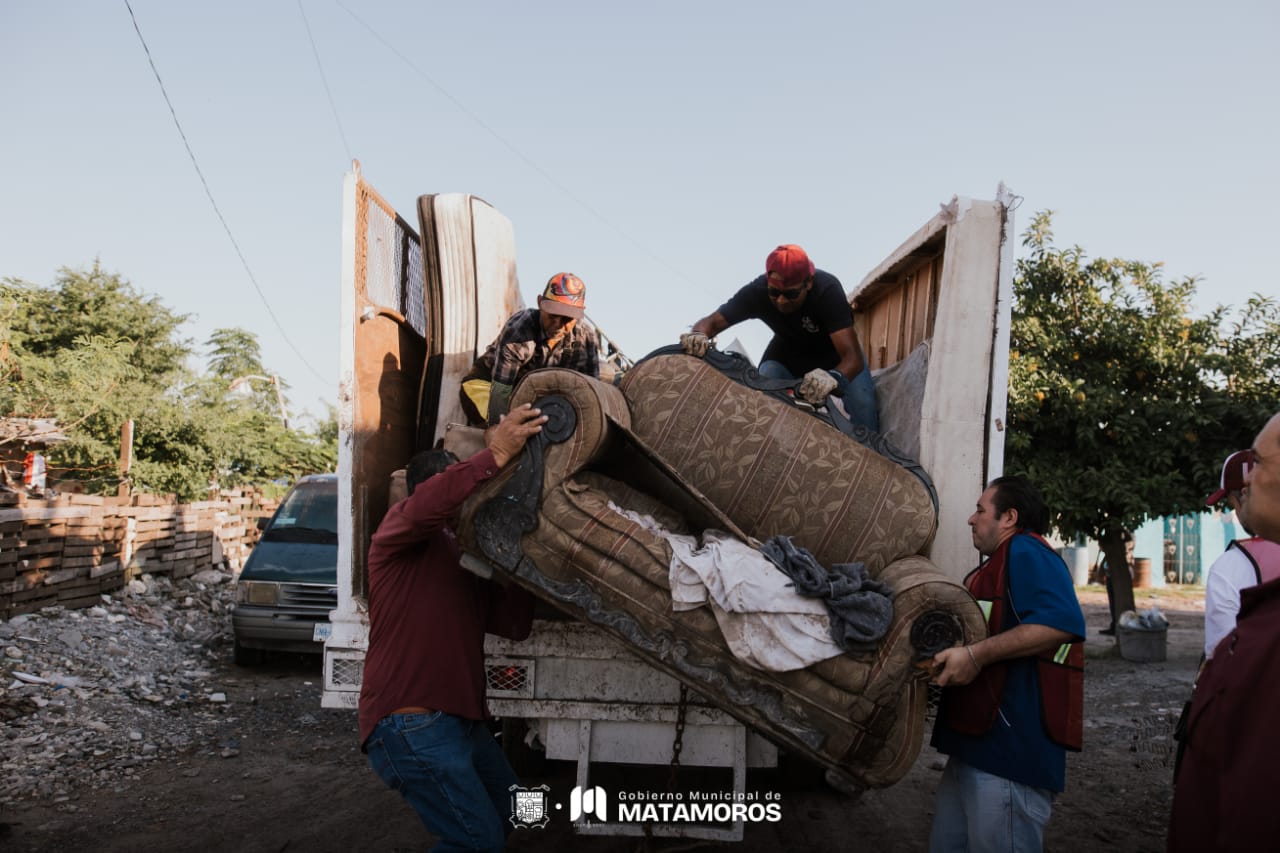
xmin=231 ymin=473 xmax=338 ymax=665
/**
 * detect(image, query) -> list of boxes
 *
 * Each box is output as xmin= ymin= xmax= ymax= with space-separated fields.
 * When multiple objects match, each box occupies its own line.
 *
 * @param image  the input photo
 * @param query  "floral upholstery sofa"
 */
xmin=456 ymin=348 xmax=985 ymax=790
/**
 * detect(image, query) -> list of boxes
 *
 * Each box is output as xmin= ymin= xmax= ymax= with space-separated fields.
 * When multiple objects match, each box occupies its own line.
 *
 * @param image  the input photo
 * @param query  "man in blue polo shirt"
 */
xmin=928 ymin=475 xmax=1086 ymax=852
xmin=680 ymin=244 xmax=879 ymax=432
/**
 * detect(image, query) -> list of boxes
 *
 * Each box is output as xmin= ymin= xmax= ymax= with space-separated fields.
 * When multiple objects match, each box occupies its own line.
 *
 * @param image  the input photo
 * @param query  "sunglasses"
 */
xmin=767 ymin=284 xmax=806 ymax=301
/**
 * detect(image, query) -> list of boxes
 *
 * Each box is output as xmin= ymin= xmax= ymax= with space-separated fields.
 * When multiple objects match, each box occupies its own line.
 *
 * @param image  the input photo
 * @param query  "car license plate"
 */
xmin=312 ymin=622 xmax=332 ymax=642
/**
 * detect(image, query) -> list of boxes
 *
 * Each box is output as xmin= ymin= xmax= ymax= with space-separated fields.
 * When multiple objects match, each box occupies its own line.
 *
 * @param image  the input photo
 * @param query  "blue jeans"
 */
xmin=366 ymin=712 xmax=516 ymax=852
xmin=757 ymin=359 xmax=880 ymax=433
xmin=928 ymin=758 xmax=1054 ymax=853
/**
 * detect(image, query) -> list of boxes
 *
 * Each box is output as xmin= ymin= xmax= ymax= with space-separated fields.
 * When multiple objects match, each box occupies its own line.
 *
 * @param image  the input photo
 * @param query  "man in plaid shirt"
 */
xmin=460 ymin=272 xmax=600 ymax=425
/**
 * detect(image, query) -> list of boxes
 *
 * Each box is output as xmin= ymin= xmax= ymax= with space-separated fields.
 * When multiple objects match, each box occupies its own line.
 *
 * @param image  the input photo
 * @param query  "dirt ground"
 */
xmin=2 ymin=586 xmax=1197 ymax=852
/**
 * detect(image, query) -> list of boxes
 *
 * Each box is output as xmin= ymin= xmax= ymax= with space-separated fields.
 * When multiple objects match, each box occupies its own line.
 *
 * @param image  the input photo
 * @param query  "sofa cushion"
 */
xmin=620 ymin=352 xmax=936 ymax=573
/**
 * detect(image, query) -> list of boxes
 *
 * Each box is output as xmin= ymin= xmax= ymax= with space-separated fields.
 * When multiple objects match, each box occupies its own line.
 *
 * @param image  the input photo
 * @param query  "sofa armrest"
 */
xmin=455 ymin=368 xmax=635 ymax=570
xmin=870 ymin=556 xmax=987 ymax=695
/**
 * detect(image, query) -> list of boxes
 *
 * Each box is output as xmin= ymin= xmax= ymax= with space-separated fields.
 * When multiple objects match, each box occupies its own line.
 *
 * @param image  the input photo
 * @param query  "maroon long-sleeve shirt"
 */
xmin=358 ymin=448 xmax=534 ymax=748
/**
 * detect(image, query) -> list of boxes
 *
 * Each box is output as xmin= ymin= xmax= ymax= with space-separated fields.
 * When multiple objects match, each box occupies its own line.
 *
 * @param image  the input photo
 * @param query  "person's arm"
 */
xmin=685 ymin=281 xmax=759 ymax=355
xmin=933 ymin=537 xmax=1085 ymax=686
xmin=371 ymin=405 xmax=547 ymax=552
xmin=1204 ymin=550 xmax=1252 ymax=658
xmin=932 ymin=623 xmax=1075 ymax=687
xmin=828 ymin=326 xmax=866 ymax=380
xmin=691 ymin=311 xmax=731 ymax=339
xmin=682 ymin=312 xmax=732 ymax=358
xmin=370 ymin=451 xmax=500 ymax=552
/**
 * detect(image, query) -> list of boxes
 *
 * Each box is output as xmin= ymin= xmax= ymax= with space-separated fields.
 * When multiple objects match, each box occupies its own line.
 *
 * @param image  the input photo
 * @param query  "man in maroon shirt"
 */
xmin=359 ymin=404 xmax=545 ymax=851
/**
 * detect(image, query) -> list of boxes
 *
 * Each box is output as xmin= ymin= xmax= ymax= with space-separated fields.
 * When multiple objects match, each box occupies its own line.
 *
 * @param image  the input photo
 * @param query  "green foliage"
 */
xmin=11 ymin=263 xmax=191 ymax=379
xmin=205 ymin=327 xmax=268 ymax=381
xmin=1006 ymin=211 xmax=1280 ymax=542
xmin=2 ymin=266 xmax=336 ymax=500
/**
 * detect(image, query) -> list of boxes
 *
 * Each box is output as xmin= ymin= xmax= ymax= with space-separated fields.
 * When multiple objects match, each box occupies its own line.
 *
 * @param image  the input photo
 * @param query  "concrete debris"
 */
xmin=0 ymin=574 xmax=237 ymax=805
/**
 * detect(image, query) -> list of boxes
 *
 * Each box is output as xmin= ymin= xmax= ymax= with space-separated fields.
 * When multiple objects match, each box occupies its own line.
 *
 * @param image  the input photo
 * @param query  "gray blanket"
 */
xmin=760 ymin=536 xmax=894 ymax=653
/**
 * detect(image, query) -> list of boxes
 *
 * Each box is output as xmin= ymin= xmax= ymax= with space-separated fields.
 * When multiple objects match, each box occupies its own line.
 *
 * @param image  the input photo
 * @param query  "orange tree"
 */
xmin=1006 ymin=212 xmax=1280 ymax=624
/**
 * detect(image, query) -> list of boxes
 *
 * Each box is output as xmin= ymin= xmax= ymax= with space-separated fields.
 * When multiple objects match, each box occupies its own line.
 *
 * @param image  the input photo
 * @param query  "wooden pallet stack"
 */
xmin=217 ymin=489 xmax=258 ymax=573
xmin=0 ymin=489 xmax=278 ymax=619
xmin=0 ymin=494 xmax=122 ymax=617
xmin=59 ymin=494 xmax=120 ymax=608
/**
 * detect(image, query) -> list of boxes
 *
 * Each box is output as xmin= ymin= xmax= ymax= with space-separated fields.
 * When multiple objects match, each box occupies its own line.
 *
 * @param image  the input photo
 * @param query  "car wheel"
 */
xmin=233 ymin=637 xmax=266 ymax=667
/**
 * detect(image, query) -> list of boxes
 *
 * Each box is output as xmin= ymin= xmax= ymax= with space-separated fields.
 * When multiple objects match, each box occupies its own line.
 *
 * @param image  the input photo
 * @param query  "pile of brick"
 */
xmin=0 ymin=488 xmax=279 ymax=619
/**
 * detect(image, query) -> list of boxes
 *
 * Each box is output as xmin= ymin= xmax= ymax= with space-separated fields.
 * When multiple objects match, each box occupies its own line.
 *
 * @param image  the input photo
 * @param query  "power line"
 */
xmin=122 ymin=0 xmax=327 ymax=388
xmin=297 ymin=0 xmax=352 ymax=163
xmin=334 ymin=0 xmax=696 ymax=288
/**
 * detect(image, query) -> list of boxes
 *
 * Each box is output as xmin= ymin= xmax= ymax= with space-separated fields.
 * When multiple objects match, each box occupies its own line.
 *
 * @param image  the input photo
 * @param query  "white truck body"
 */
xmin=323 ymin=163 xmax=1014 ymax=840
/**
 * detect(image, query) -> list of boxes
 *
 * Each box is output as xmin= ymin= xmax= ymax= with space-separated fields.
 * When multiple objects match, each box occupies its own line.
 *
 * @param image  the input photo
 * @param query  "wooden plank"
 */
xmin=0 ymin=572 xmax=43 ymax=593
xmin=90 ymin=560 xmax=122 ymax=579
xmin=0 ymin=507 xmax=93 ymax=523
xmin=42 ymin=567 xmax=85 ymax=585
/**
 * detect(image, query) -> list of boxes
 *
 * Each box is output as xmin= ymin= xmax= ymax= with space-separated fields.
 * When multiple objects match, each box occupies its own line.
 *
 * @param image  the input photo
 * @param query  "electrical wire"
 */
xmin=297 ymin=0 xmax=352 ymax=163
xmin=122 ymin=0 xmax=328 ymax=388
xmin=335 ymin=0 xmax=696 ymax=288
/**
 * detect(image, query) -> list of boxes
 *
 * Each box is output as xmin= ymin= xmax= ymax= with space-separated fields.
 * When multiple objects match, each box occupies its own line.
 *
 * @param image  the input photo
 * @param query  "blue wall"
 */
xmin=1065 ymin=510 xmax=1244 ymax=588
xmin=1130 ymin=511 xmax=1243 ymax=587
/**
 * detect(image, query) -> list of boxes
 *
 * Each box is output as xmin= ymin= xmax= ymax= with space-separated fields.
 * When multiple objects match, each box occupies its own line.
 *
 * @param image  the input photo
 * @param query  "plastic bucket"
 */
xmin=1062 ymin=546 xmax=1090 ymax=586
xmin=1133 ymin=557 xmax=1153 ymax=588
xmin=1117 ymin=625 xmax=1167 ymax=663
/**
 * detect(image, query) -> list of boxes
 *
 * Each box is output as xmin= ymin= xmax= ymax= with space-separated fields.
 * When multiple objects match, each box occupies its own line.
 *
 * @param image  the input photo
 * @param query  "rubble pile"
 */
xmin=0 ymin=571 xmax=238 ymax=805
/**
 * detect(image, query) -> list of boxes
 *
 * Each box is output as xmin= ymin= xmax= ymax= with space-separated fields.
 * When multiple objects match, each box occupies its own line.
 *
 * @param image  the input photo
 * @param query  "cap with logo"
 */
xmin=765 ymin=244 xmax=816 ymax=288
xmin=539 ymin=272 xmax=586 ymax=319
xmin=1205 ymin=449 xmax=1253 ymax=506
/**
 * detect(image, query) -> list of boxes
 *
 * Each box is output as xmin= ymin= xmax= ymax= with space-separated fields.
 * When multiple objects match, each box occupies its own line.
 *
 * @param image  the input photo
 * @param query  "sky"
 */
xmin=4 ymin=0 xmax=1277 ymax=426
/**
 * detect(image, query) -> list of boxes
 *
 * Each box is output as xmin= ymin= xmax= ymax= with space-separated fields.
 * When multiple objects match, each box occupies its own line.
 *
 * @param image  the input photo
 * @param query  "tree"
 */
xmin=1005 ymin=212 xmax=1280 ymax=625
xmin=11 ymin=262 xmax=191 ymax=379
xmin=2 ymin=265 xmax=189 ymax=485
xmin=206 ymin=327 xmax=269 ymax=382
xmin=2 ymin=267 xmax=336 ymax=499
xmin=199 ymin=327 xmax=333 ymax=486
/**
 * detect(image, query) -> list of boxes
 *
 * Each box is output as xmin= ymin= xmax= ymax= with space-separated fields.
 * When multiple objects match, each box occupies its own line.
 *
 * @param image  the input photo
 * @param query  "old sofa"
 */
xmin=456 ymin=348 xmax=985 ymax=790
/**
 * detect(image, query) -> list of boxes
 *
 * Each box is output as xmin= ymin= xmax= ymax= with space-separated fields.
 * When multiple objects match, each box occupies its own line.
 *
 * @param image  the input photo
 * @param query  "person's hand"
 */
xmin=485 ymin=404 xmax=548 ymax=467
xmin=680 ymin=332 xmax=711 ymax=358
xmin=798 ymin=368 xmax=838 ymax=404
xmin=930 ymin=644 xmax=983 ymax=687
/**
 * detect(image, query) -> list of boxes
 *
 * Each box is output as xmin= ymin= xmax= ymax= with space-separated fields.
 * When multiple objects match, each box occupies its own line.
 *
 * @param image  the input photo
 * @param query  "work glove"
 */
xmin=680 ymin=332 xmax=712 ymax=358
xmin=798 ymin=369 xmax=839 ymax=405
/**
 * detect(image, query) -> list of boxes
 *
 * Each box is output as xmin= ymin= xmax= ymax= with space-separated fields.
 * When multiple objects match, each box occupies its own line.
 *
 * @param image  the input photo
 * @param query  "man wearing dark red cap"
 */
xmin=460 ymin=272 xmax=600 ymax=425
xmin=681 ymin=244 xmax=879 ymax=432
xmin=1201 ymin=449 xmax=1280 ymax=659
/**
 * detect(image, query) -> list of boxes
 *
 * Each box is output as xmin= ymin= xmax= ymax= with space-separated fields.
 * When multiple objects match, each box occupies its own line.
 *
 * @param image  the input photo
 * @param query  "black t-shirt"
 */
xmin=717 ymin=270 xmax=853 ymax=376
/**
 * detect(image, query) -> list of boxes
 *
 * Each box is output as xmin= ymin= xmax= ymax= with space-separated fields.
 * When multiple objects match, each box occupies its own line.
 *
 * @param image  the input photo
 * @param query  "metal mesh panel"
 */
xmin=330 ymin=656 xmax=364 ymax=691
xmin=486 ymin=660 xmax=532 ymax=697
xmin=362 ymin=189 xmax=426 ymax=338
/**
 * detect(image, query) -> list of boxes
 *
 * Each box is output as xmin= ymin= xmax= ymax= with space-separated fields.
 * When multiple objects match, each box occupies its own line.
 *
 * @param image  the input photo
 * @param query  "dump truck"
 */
xmin=322 ymin=161 xmax=1014 ymax=841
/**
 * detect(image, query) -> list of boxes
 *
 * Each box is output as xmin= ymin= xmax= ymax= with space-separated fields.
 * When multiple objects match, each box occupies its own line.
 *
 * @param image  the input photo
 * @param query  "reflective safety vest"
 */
xmin=1229 ymin=538 xmax=1280 ymax=586
xmin=939 ymin=531 xmax=1084 ymax=751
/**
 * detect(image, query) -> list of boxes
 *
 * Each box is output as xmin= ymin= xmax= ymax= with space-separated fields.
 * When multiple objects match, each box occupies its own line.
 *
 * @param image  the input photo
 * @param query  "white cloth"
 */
xmin=610 ymin=503 xmax=844 ymax=671
xmin=1204 ymin=547 xmax=1258 ymax=658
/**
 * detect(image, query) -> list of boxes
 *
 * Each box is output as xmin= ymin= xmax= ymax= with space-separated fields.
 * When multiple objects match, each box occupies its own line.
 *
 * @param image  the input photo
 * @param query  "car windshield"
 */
xmin=263 ymin=481 xmax=337 ymax=544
